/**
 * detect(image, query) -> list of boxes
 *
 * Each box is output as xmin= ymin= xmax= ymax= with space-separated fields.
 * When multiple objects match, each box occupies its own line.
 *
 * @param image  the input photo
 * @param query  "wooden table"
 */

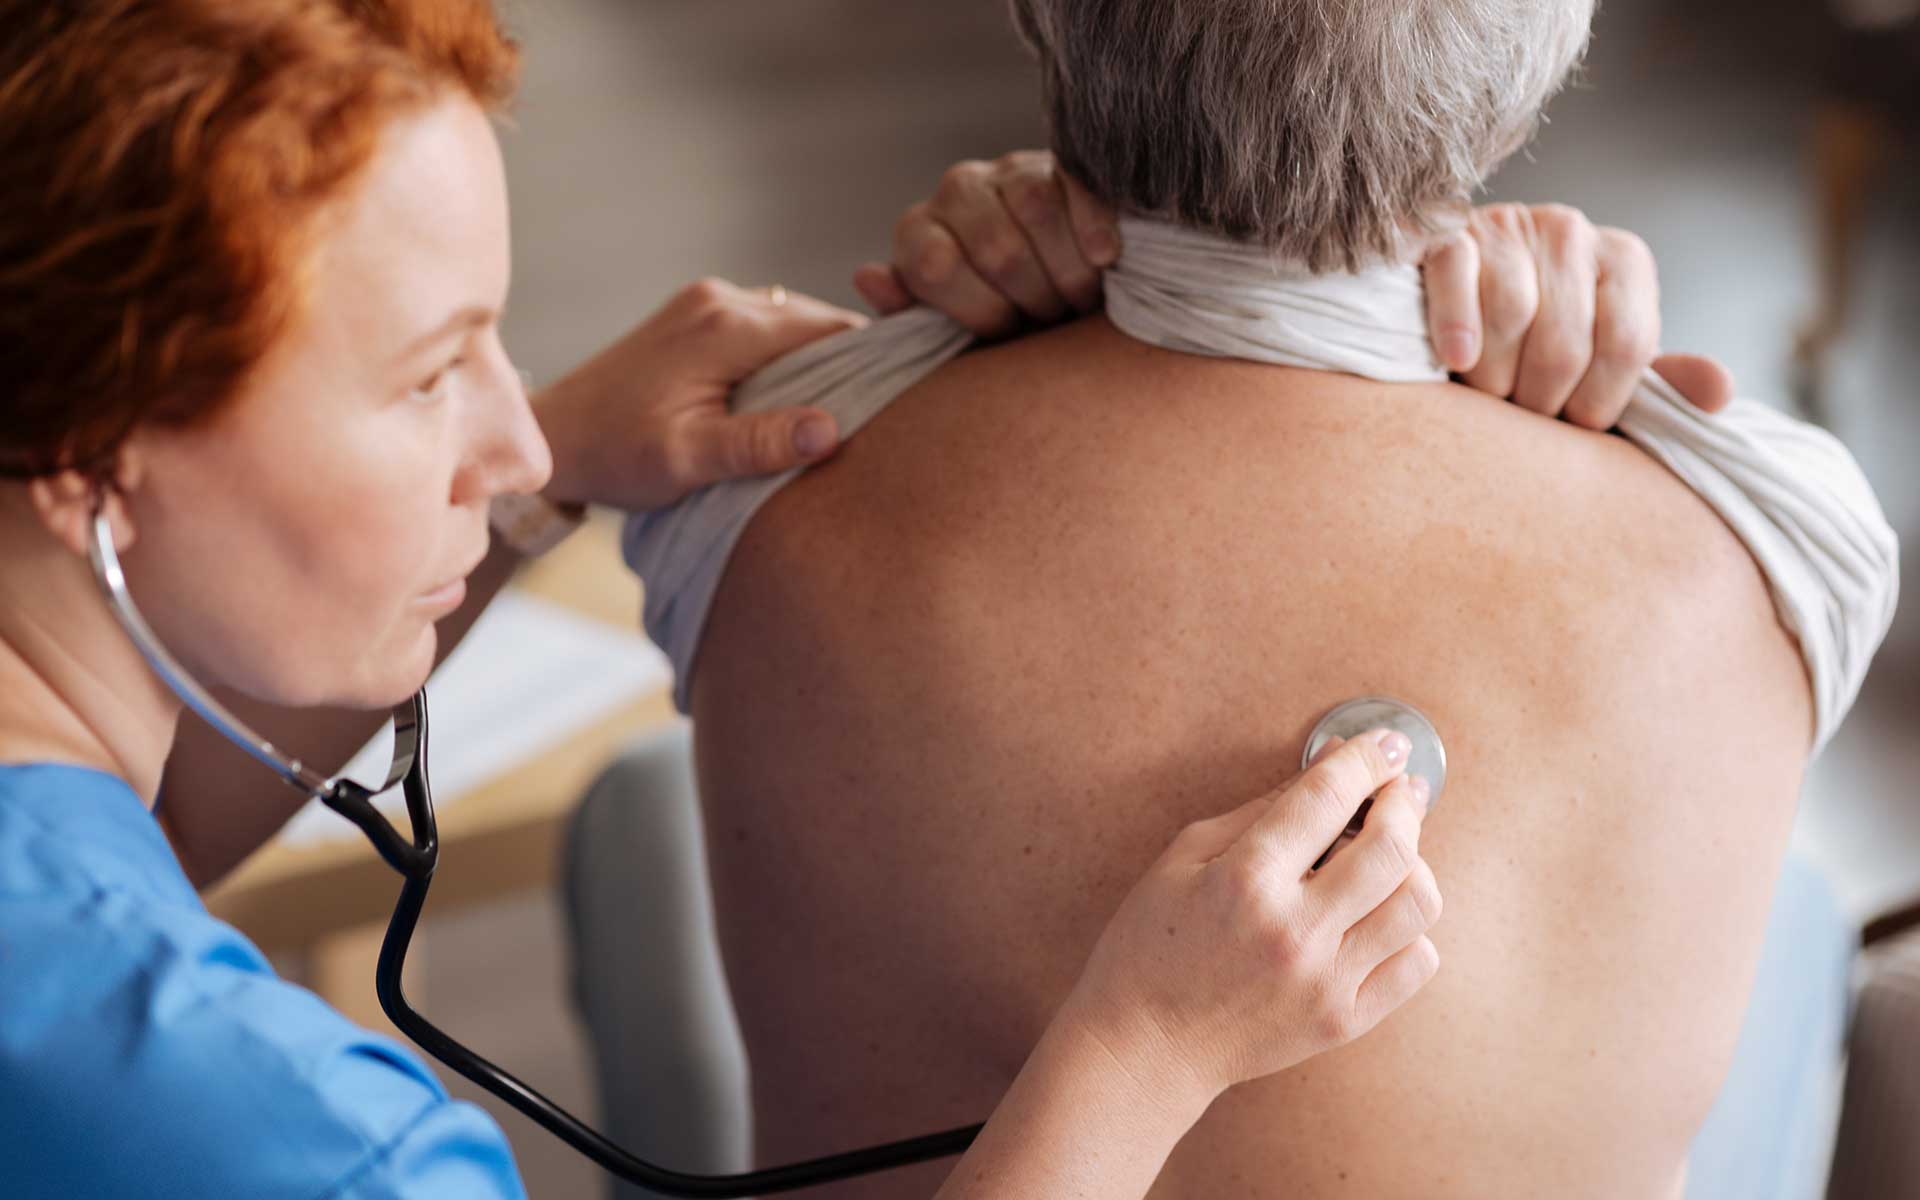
xmin=204 ymin=514 xmax=676 ymax=1028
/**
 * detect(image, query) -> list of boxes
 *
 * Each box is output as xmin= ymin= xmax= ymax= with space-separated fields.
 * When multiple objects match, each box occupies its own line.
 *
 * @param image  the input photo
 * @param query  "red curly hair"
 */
xmin=0 ymin=0 xmax=519 ymax=480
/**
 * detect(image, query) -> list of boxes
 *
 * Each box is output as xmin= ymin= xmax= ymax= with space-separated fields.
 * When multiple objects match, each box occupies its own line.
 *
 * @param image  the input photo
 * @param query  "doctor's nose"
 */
xmin=453 ymin=358 xmax=555 ymax=506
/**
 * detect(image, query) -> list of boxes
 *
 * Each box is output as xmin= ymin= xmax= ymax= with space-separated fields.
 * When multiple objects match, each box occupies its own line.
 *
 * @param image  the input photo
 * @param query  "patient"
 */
xmin=633 ymin=2 xmax=1895 ymax=1196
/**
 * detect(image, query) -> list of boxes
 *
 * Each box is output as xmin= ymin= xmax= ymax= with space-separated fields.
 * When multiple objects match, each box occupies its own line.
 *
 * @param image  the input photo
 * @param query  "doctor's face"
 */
xmin=118 ymin=93 xmax=550 ymax=709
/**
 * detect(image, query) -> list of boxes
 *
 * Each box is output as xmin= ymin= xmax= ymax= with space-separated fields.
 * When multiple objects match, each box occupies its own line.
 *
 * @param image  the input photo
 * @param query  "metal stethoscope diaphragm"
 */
xmin=1302 ymin=695 xmax=1445 ymax=862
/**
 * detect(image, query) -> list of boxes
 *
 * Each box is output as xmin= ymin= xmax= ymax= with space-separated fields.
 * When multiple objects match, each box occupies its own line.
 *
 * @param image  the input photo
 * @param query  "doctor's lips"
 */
xmin=420 ymin=550 xmax=488 ymax=609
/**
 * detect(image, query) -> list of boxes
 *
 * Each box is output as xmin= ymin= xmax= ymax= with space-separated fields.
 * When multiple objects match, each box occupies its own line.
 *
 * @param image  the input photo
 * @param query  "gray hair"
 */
xmin=1009 ymin=0 xmax=1596 ymax=271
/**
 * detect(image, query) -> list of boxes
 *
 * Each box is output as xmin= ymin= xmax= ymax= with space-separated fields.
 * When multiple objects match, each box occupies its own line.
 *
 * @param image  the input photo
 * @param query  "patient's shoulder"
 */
xmin=709 ymin=319 xmax=1808 ymax=746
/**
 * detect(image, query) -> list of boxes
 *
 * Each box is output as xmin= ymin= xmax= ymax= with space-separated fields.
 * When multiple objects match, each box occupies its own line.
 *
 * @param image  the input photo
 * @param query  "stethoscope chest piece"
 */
xmin=1303 ymin=695 xmax=1446 ymax=809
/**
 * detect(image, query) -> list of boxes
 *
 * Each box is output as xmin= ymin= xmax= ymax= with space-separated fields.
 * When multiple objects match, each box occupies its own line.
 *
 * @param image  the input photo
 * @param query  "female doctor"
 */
xmin=0 ymin=1 xmax=1730 ymax=1197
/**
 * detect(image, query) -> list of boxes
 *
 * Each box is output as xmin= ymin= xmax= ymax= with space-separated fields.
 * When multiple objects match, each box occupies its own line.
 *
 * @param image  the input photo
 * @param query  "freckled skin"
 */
xmin=692 ymin=317 xmax=1810 ymax=1199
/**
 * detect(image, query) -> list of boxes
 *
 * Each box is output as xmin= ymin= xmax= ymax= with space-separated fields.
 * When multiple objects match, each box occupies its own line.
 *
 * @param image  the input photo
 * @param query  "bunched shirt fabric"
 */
xmin=623 ymin=217 xmax=1899 ymax=756
xmin=0 ymin=762 xmax=527 ymax=1200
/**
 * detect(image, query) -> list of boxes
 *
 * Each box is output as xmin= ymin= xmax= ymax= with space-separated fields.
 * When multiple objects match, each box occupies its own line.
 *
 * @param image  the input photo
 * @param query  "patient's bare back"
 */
xmin=691 ymin=317 xmax=1810 ymax=1198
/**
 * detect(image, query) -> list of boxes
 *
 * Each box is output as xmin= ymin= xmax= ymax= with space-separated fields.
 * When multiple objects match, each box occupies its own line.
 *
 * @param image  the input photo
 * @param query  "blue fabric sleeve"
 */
xmin=0 ymin=883 xmax=526 ymax=1200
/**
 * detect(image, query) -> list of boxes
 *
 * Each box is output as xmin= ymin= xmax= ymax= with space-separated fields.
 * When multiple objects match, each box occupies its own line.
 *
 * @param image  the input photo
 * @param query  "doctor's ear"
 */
xmin=25 ymin=450 xmax=144 ymax=560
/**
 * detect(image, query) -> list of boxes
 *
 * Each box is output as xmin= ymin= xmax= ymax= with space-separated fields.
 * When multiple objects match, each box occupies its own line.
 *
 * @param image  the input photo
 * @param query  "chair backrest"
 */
xmin=562 ymin=724 xmax=752 ymax=1200
xmin=1826 ymin=925 xmax=1920 ymax=1199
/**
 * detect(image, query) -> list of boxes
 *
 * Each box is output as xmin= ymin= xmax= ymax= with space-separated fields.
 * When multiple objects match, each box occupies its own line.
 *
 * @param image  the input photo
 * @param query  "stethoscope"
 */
xmin=87 ymin=507 xmax=1445 ymax=1195
xmin=1300 ymin=695 xmax=1447 ymax=864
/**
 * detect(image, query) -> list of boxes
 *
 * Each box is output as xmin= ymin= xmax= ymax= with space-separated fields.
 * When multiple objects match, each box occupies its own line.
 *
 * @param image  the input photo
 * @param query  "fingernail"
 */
xmin=1087 ymin=227 xmax=1119 ymax=265
xmin=794 ymin=417 xmax=837 ymax=458
xmin=1377 ymin=730 xmax=1411 ymax=765
xmin=1439 ymin=329 xmax=1477 ymax=369
xmin=1410 ymin=775 xmax=1432 ymax=812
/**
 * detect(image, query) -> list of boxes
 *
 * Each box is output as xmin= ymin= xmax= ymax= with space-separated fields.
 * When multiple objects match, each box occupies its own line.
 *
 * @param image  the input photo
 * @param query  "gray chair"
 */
xmin=1825 ymin=921 xmax=1920 ymax=1198
xmin=561 ymin=723 xmax=751 ymax=1200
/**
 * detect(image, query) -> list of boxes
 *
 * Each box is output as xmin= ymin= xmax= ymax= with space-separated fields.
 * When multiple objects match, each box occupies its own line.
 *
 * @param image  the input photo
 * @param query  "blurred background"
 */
xmin=209 ymin=0 xmax=1919 ymax=1194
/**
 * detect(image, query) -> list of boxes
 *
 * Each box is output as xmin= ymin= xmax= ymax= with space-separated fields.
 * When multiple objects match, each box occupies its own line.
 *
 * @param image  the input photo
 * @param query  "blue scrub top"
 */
xmin=0 ymin=763 xmax=528 ymax=1199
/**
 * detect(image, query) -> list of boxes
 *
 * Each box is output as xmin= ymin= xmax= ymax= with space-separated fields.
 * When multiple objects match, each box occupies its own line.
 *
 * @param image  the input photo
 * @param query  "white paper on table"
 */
xmin=276 ymin=590 xmax=672 ymax=849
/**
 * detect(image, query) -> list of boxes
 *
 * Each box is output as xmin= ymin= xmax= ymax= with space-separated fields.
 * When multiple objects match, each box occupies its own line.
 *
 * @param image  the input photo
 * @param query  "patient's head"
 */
xmin=1009 ymin=0 xmax=1596 ymax=271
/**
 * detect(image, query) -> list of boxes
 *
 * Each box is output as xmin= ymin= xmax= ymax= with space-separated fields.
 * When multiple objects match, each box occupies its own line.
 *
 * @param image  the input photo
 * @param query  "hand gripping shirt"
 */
xmin=624 ymin=219 xmax=1899 ymax=756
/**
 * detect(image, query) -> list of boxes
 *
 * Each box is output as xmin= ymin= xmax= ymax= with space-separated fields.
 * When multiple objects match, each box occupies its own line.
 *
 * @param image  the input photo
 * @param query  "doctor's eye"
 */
xmin=409 ymin=358 xmax=465 ymax=405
